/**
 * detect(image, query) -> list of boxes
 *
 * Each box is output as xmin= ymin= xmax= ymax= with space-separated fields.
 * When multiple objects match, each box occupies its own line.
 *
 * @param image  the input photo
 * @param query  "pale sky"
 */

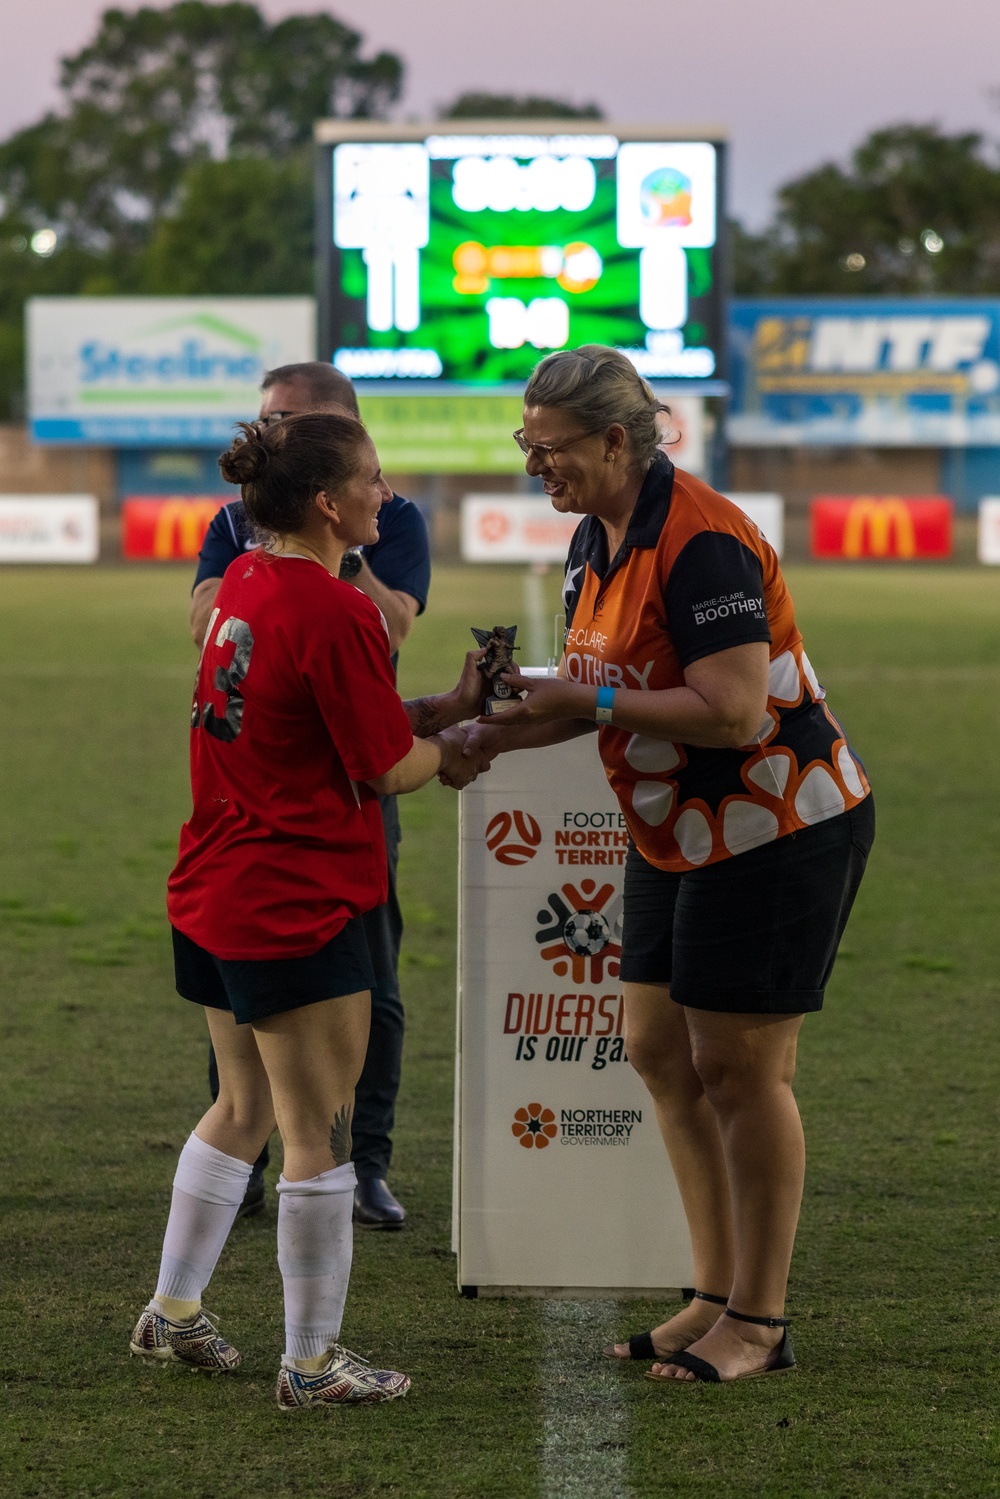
xmin=3 ymin=0 xmax=999 ymax=225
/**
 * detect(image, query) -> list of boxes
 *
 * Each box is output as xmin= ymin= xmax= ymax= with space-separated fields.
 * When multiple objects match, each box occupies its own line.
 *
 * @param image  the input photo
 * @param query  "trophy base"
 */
xmin=483 ymin=693 xmax=521 ymax=716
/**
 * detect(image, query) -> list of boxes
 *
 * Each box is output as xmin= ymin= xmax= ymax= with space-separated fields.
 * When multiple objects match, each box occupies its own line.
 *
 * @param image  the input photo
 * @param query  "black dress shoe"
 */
xmin=353 ymin=1177 xmax=406 ymax=1229
xmin=235 ymin=1165 xmax=266 ymax=1221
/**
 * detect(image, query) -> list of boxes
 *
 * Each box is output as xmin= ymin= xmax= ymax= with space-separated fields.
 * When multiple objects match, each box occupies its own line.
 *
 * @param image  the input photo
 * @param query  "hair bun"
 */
xmin=218 ymin=424 xmax=270 ymax=487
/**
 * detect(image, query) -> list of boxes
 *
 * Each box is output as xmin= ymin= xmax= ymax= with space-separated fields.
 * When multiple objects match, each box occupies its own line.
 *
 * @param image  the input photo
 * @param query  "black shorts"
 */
xmin=619 ymin=797 xmax=875 ymax=1014
xmin=172 ymin=919 xmax=375 ymax=1026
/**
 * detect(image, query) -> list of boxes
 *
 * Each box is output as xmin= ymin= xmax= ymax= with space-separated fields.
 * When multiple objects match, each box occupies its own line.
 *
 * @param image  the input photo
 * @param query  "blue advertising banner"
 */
xmin=115 ymin=449 xmax=231 ymax=501
xmin=729 ymin=299 xmax=1000 ymax=447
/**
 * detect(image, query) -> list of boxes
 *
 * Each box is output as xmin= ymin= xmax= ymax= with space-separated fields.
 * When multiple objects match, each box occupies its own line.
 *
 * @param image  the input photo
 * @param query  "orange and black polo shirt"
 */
xmin=561 ymin=455 xmax=871 ymax=873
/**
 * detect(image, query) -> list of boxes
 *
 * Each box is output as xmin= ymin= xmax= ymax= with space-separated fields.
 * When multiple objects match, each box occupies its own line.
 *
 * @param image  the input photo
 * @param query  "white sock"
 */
xmin=276 ymin=1162 xmax=357 ymax=1362
xmin=153 ymin=1132 xmax=253 ymax=1308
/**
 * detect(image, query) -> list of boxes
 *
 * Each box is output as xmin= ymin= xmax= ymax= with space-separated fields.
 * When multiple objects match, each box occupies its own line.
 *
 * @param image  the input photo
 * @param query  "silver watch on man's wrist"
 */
xmin=339 ymin=549 xmax=363 ymax=580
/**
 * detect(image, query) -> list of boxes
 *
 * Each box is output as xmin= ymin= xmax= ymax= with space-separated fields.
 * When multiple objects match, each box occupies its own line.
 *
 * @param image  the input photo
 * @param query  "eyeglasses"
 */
xmin=512 ymin=428 xmax=599 ymax=461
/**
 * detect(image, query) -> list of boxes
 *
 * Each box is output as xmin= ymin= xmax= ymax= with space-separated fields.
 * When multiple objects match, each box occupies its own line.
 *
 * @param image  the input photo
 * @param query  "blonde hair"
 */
xmin=524 ymin=345 xmax=668 ymax=468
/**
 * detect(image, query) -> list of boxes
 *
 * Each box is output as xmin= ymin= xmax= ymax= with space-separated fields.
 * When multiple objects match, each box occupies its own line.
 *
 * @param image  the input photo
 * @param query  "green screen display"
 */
xmin=320 ymin=130 xmax=725 ymax=389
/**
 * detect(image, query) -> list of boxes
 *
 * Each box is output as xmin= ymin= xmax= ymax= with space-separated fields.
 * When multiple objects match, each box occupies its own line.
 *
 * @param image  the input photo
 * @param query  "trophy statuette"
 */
xmin=471 ymin=624 xmax=520 ymax=716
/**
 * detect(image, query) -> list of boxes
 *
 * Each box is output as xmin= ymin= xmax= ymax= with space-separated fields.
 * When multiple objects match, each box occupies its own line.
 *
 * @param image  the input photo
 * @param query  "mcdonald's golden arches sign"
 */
xmin=810 ymin=496 xmax=952 ymax=560
xmin=122 ymin=497 xmax=227 ymax=561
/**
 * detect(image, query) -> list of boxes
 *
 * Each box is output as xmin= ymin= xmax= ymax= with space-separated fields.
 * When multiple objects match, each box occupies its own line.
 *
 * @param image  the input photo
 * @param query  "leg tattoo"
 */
xmin=329 ymin=1104 xmax=353 ymax=1168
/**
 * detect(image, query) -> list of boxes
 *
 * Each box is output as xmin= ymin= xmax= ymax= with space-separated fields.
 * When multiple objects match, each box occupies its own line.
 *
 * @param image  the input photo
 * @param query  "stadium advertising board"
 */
xmin=28 ymin=298 xmax=314 ymax=446
xmin=360 ymin=389 xmax=706 ymax=475
xmin=121 ymin=497 xmax=227 ymax=560
xmin=977 ymin=498 xmax=1000 ymax=563
xmin=317 ymin=122 xmax=726 ymax=392
xmin=725 ymin=493 xmax=785 ymax=557
xmin=455 ymin=731 xmax=692 ymax=1293
xmin=730 ymin=299 xmax=1000 ymax=446
xmin=360 ymin=393 xmax=526 ymax=472
xmin=116 ymin=448 xmax=231 ymax=498
xmin=0 ymin=496 xmax=99 ymax=563
xmin=810 ymin=496 xmax=953 ymax=560
xmin=460 ymin=497 xmax=580 ymax=563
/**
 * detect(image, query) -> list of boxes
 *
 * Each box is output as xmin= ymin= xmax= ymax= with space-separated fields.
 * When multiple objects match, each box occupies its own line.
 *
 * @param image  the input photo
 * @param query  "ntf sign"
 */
xmin=122 ymin=496 xmax=226 ymax=560
xmin=810 ymin=496 xmax=952 ymax=560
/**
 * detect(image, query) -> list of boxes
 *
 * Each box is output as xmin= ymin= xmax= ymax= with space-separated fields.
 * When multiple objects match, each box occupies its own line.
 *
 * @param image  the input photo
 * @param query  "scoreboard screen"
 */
xmin=316 ymin=124 xmax=726 ymax=389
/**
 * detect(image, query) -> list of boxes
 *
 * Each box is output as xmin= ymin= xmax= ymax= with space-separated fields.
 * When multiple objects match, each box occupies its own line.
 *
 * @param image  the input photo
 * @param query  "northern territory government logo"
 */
xmin=535 ymin=879 xmax=622 ymax=983
xmin=511 ymin=1102 xmax=558 ymax=1149
xmin=485 ymin=810 xmax=541 ymax=865
xmin=512 ymin=1102 xmax=642 ymax=1150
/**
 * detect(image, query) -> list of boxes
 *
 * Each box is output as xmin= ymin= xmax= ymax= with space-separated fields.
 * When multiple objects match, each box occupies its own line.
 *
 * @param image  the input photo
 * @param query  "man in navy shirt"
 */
xmin=191 ymin=361 xmax=431 ymax=1229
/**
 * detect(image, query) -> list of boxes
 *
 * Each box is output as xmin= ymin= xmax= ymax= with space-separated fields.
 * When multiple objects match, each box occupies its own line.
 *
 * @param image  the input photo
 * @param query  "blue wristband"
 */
xmin=595 ymin=686 xmax=615 ymax=725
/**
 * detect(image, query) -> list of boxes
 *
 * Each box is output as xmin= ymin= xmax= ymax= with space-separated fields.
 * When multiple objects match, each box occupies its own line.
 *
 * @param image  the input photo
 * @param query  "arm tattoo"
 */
xmin=404 ymin=695 xmax=451 ymax=738
xmin=329 ymin=1104 xmax=353 ymax=1168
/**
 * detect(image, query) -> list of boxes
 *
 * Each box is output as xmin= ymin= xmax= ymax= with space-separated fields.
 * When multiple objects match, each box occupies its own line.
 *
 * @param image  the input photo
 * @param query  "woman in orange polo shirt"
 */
xmin=466 ymin=346 xmax=874 ymax=1385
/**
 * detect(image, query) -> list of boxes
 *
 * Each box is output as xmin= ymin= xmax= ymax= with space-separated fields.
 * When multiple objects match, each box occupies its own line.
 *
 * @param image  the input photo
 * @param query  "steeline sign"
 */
xmin=28 ymin=297 xmax=314 ymax=446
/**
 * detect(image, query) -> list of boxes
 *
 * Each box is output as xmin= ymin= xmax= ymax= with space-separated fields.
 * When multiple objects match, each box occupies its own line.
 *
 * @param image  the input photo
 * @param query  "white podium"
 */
xmin=453 ymin=729 xmax=694 ymax=1297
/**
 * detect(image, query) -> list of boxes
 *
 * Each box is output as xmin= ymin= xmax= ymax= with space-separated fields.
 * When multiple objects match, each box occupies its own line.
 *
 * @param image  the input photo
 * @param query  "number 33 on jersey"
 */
xmin=193 ymin=609 xmax=254 ymax=742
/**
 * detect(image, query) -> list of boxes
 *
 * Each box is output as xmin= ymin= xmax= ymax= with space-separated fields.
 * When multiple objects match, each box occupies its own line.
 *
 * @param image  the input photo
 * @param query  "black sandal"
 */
xmin=644 ymin=1307 xmax=796 ymax=1384
xmin=601 ymin=1290 xmax=729 ymax=1361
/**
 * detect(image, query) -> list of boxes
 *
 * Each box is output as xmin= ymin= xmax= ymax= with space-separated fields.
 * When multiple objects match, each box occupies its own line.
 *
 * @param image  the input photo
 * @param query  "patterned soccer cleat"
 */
xmin=129 ymin=1304 xmax=241 ymax=1374
xmin=275 ymin=1345 xmax=410 ymax=1410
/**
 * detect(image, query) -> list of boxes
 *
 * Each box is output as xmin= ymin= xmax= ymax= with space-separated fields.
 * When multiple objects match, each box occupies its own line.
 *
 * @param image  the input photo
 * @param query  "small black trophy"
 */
xmin=471 ymin=624 xmax=520 ymax=716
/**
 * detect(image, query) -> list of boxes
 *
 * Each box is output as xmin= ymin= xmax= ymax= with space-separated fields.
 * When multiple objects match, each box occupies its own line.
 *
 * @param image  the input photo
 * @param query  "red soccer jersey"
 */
xmin=167 ymin=551 xmax=414 ymax=959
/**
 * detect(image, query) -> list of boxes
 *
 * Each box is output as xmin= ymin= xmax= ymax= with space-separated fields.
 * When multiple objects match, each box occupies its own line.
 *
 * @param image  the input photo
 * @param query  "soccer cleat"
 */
xmin=275 ymin=1345 xmax=410 ymax=1410
xmin=129 ymin=1304 xmax=241 ymax=1374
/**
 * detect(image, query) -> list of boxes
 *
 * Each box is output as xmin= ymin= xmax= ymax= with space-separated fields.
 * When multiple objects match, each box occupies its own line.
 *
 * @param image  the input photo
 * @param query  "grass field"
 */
xmin=2 ymin=562 xmax=1000 ymax=1498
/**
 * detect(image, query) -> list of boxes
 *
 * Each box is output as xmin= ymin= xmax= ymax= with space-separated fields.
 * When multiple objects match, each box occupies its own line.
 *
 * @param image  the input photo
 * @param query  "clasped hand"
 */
xmin=442 ymin=670 xmax=585 ymax=788
xmin=452 ymin=647 xmax=491 ymax=721
xmin=434 ymin=664 xmax=580 ymax=789
xmin=435 ymin=724 xmax=494 ymax=789
xmin=475 ymin=668 xmax=579 ymax=727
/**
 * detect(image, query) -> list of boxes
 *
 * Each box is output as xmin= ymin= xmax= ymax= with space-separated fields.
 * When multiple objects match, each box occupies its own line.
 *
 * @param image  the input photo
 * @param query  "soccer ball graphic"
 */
xmin=535 ymin=879 xmax=622 ymax=982
xmin=562 ymin=908 xmax=611 ymax=956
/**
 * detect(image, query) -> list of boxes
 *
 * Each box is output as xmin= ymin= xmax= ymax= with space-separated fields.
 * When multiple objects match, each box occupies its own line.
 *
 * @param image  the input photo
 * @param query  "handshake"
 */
xmin=404 ymin=645 xmax=512 ymax=793
xmin=433 ymin=722 xmax=502 ymax=791
xmin=411 ymin=643 xmax=545 ymax=793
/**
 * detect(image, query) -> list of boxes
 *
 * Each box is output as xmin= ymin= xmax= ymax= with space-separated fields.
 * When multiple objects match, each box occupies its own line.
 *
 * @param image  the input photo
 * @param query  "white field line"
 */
xmin=523 ymin=566 xmax=549 ymax=669
xmin=540 ymin=1301 xmax=631 ymax=1499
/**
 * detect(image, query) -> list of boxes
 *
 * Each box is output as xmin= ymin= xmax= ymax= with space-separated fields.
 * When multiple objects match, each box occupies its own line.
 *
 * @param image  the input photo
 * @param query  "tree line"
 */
xmin=2 ymin=1 xmax=999 ymax=420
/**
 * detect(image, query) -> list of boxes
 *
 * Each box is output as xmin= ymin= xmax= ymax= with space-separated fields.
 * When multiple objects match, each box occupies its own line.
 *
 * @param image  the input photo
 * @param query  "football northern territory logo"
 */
xmin=535 ymin=879 xmax=622 ymax=984
xmin=486 ymin=809 xmax=542 ymax=865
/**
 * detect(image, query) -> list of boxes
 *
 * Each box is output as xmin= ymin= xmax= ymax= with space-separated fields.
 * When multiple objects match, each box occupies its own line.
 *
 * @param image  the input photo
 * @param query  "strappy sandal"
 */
xmin=600 ymin=1290 xmax=729 ymax=1361
xmin=644 ymin=1308 xmax=796 ymax=1384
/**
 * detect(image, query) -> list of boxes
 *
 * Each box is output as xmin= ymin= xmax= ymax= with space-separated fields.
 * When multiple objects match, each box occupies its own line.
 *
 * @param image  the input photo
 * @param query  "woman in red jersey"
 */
xmin=130 ymin=413 xmax=485 ymax=1410
xmin=464 ymin=347 xmax=874 ymax=1385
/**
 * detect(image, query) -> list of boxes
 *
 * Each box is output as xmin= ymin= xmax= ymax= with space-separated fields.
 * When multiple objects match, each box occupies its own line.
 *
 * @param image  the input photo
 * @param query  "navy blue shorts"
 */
xmin=619 ymin=797 xmax=875 ymax=1014
xmin=172 ymin=919 xmax=375 ymax=1026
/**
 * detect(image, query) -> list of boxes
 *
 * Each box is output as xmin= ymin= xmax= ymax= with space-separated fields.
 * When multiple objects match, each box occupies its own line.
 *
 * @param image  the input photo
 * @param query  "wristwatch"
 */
xmin=339 ymin=549 xmax=363 ymax=580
